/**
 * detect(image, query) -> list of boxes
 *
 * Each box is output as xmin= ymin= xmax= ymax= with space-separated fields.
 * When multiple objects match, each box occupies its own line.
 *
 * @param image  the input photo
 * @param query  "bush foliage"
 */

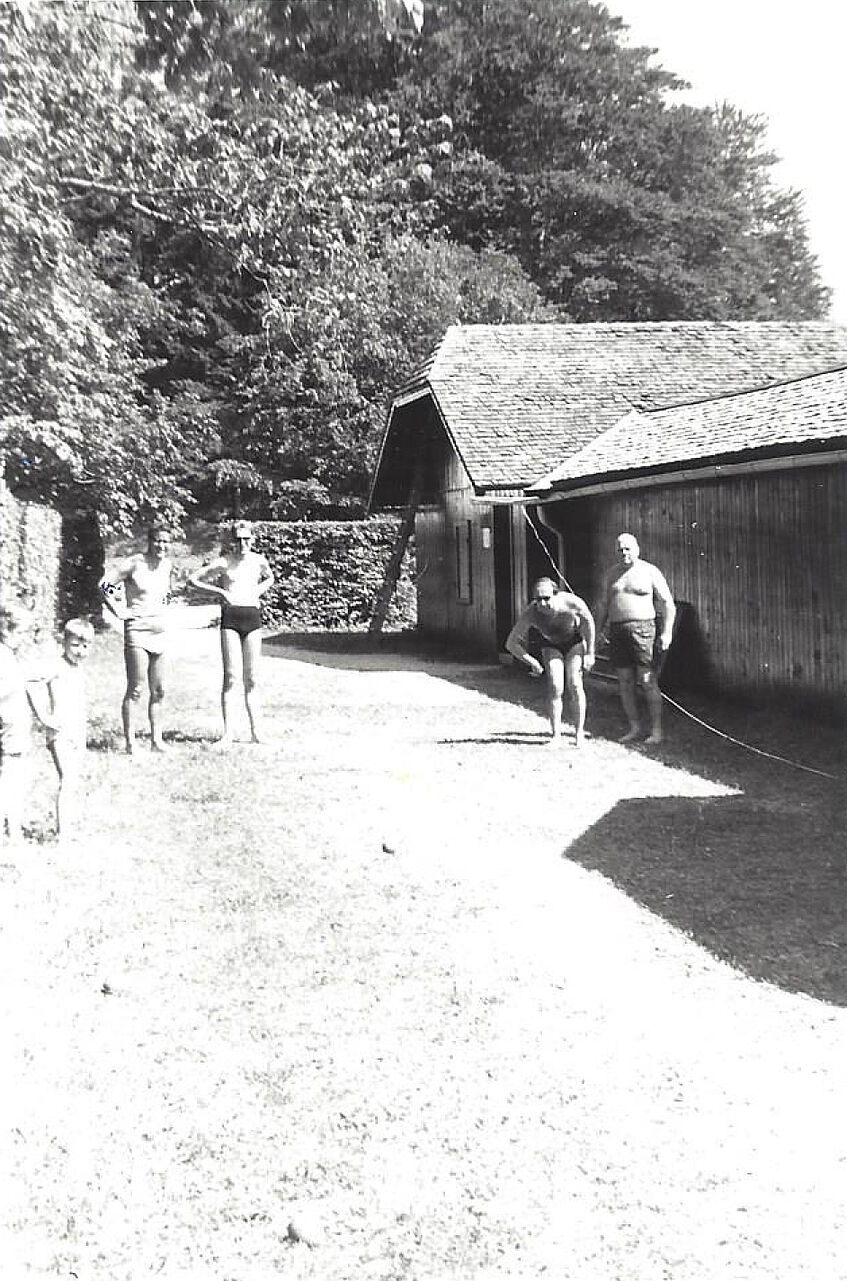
xmin=246 ymin=518 xmax=415 ymax=631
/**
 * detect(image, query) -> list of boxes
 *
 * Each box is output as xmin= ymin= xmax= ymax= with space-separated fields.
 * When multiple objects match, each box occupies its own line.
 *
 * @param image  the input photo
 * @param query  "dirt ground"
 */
xmin=1 ymin=628 xmax=845 ymax=1280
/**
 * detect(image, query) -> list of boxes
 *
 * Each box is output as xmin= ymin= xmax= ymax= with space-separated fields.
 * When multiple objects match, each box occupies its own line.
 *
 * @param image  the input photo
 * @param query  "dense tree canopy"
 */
xmin=0 ymin=0 xmax=830 ymax=528
xmin=0 ymin=1 xmax=215 ymax=528
xmin=270 ymin=0 xmax=827 ymax=320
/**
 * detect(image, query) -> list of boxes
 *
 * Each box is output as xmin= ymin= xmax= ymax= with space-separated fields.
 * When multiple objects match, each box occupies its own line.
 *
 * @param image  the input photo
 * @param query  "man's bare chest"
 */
xmin=611 ymin=566 xmax=653 ymax=598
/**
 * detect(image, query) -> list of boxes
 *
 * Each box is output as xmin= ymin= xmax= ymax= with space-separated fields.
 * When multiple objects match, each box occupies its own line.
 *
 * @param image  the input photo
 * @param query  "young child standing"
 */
xmin=30 ymin=619 xmax=94 ymax=841
xmin=0 ymin=604 xmax=34 ymax=847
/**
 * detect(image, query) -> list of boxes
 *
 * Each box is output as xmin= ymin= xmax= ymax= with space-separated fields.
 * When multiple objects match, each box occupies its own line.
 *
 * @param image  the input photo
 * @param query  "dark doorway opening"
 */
xmin=493 ymin=505 xmax=513 ymax=649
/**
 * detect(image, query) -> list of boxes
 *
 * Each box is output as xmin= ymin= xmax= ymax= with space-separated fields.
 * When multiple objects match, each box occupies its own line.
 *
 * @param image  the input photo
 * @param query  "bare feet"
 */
xmin=643 ymin=732 xmax=663 ymax=746
xmin=124 ymin=740 xmax=135 ymax=755
xmin=574 ymin=731 xmax=586 ymax=749
xmin=618 ymin=728 xmax=641 ymax=744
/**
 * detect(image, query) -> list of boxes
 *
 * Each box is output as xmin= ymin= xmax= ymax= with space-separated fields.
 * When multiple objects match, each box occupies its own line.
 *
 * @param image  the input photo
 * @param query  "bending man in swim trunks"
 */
xmin=189 ymin=520 xmax=274 ymax=747
xmin=505 ymin=577 xmax=596 ymax=746
xmin=101 ymin=526 xmax=173 ymax=754
xmin=598 ymin=533 xmax=676 ymax=746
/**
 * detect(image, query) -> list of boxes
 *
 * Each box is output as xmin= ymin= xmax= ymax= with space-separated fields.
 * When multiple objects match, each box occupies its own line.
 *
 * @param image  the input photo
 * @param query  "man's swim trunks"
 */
xmin=608 ymin=619 xmax=656 ymax=669
xmin=220 ymin=604 xmax=262 ymax=639
xmin=528 ymin=624 xmax=584 ymax=663
xmin=124 ymin=616 xmax=168 ymax=656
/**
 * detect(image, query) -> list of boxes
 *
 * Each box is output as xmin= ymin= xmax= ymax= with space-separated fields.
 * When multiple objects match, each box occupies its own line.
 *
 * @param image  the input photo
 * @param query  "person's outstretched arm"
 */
xmin=25 ymin=671 xmax=57 ymax=731
xmin=99 ymin=558 xmax=133 ymax=621
xmin=505 ymin=609 xmax=542 ymax=676
xmin=566 ymin=593 xmax=596 ymax=669
xmin=188 ymin=560 xmax=229 ymax=602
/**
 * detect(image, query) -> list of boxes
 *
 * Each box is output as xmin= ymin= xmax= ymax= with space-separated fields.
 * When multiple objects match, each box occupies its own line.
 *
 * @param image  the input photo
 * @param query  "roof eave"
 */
xmin=532 ymin=441 xmax=847 ymax=500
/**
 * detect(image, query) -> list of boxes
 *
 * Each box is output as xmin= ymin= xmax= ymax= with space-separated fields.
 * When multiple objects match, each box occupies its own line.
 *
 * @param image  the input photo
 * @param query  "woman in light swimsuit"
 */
xmin=101 ymin=526 xmax=173 ymax=754
xmin=189 ymin=521 xmax=274 ymax=746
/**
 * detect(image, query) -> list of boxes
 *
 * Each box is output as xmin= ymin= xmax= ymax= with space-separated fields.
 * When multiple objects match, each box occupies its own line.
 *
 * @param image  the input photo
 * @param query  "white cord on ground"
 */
xmin=523 ymin=510 xmax=839 ymax=782
xmin=658 ymin=690 xmax=839 ymax=781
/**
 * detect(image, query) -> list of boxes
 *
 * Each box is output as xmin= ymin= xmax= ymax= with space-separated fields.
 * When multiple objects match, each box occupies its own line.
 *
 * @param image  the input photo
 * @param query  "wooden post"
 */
xmin=368 ymin=462 xmax=422 ymax=636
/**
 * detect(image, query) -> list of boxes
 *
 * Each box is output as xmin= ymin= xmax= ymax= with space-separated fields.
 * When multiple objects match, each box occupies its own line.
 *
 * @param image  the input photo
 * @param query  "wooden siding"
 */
xmin=549 ymin=462 xmax=847 ymax=709
xmin=414 ymin=440 xmax=498 ymax=649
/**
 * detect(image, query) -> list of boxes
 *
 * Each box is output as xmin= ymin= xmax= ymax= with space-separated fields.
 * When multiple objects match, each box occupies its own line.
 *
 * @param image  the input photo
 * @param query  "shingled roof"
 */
xmin=371 ymin=321 xmax=847 ymax=503
xmin=532 ymin=364 xmax=847 ymax=492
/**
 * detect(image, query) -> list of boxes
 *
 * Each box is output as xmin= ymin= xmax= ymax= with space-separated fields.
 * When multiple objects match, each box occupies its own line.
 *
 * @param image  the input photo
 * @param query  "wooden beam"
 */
xmin=368 ymin=462 xmax=423 ymax=636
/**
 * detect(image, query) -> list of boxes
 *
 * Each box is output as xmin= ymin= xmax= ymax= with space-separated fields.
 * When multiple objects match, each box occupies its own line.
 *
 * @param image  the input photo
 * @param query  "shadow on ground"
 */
xmin=564 ymin=794 xmax=847 ymax=1006
xmin=268 ymin=630 xmax=844 ymax=784
xmin=265 ymin=629 xmax=473 ymax=672
xmin=268 ymin=631 xmax=846 ymax=1004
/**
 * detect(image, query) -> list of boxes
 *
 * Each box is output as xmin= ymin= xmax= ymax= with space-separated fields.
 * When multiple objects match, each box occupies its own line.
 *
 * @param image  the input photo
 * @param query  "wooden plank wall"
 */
xmin=552 ymin=463 xmax=847 ymax=709
xmin=414 ymin=443 xmax=498 ymax=649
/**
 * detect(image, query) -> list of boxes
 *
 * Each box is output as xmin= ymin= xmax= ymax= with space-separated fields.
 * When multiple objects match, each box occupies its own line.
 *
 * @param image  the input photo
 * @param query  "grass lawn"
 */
xmin=1 ymin=627 xmax=845 ymax=1280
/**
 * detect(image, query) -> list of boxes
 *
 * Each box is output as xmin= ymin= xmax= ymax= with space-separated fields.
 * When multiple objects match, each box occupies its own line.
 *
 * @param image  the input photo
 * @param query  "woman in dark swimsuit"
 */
xmin=189 ymin=521 xmax=274 ymax=746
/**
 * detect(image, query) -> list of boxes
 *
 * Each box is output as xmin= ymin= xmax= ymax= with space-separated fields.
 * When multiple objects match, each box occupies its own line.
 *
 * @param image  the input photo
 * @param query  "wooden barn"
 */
xmin=369 ymin=322 xmax=847 ymax=659
xmin=529 ymin=365 xmax=847 ymax=712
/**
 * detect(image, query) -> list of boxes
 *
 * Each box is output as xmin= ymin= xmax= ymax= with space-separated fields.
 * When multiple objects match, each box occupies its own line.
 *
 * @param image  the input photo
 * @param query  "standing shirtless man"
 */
xmin=189 ymin=520 xmax=274 ymax=747
xmin=598 ymin=533 xmax=675 ymax=745
xmin=101 ymin=526 xmax=173 ymax=754
xmin=506 ymin=577 xmax=596 ymax=746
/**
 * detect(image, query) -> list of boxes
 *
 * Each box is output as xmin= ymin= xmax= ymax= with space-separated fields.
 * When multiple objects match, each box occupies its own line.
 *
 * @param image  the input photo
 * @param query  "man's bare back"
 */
xmin=529 ymin=592 xmax=586 ymax=643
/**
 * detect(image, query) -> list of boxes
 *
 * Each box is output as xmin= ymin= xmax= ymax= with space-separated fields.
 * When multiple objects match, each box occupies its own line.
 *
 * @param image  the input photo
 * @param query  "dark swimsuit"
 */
xmin=527 ymin=624 xmax=583 ymax=662
xmin=220 ymin=604 xmax=262 ymax=639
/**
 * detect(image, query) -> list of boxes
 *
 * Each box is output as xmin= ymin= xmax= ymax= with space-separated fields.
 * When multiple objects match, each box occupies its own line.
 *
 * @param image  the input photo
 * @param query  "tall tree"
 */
xmin=0 ymin=0 xmax=216 ymax=529
xmin=3 ymin=0 xmax=830 ymax=529
xmin=264 ymin=0 xmax=829 ymax=320
xmin=238 ymin=234 xmax=557 ymax=516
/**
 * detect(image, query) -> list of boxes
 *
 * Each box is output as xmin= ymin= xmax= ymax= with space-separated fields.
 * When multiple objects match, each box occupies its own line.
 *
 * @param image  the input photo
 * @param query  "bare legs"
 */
xmin=242 ymin=629 xmax=263 ymax=742
xmin=0 ymin=755 xmax=26 ymax=846
xmin=544 ymin=650 xmax=565 ymax=741
xmin=642 ymin=668 xmax=664 ymax=744
xmin=566 ymin=649 xmax=588 ymax=746
xmin=218 ymin=628 xmax=240 ymax=747
xmin=543 ymin=647 xmax=588 ymax=746
xmin=616 ymin=665 xmax=663 ymax=744
xmin=48 ymin=741 xmax=81 ymax=839
xmin=219 ymin=627 xmax=263 ymax=746
xmin=123 ymin=647 xmax=167 ymax=753
xmin=615 ymin=668 xmax=641 ymax=742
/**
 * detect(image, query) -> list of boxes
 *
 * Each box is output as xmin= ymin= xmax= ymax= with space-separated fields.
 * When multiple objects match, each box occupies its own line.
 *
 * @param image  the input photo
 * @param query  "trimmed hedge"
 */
xmin=250 ymin=517 xmax=416 ymax=631
xmin=0 ymin=474 xmax=63 ymax=638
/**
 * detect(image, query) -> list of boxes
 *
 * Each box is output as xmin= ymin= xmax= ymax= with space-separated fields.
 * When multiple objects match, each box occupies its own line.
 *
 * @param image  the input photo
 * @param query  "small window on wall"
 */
xmin=455 ymin=520 xmax=473 ymax=603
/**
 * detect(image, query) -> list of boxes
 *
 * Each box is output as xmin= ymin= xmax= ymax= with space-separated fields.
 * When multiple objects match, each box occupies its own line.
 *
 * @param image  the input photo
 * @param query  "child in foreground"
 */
xmin=30 ymin=618 xmax=95 ymax=841
xmin=0 ymin=604 xmax=34 ymax=847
